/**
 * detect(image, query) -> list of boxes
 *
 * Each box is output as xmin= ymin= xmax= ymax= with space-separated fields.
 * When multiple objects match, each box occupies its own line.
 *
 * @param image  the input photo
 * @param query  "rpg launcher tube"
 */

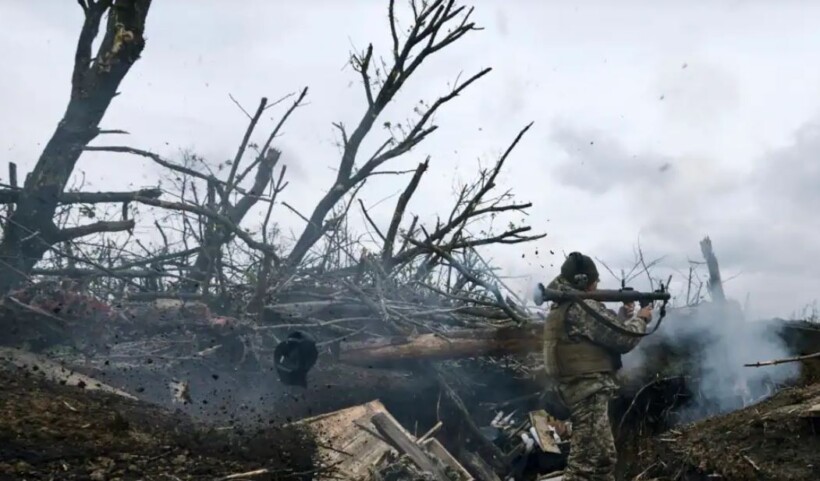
xmin=534 ymin=284 xmax=671 ymax=306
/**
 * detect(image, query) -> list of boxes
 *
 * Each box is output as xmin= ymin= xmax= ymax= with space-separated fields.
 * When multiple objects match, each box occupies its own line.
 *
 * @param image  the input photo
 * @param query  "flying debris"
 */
xmin=274 ymin=330 xmax=318 ymax=387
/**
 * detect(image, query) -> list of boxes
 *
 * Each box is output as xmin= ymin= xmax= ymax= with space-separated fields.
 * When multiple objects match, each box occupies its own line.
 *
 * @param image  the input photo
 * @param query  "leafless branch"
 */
xmin=358 ymin=199 xmax=386 ymax=241
xmin=226 ymin=97 xmax=268 ymax=190
xmin=0 ymin=187 xmax=162 ymax=205
xmin=57 ymin=220 xmax=134 ymax=242
xmin=85 ymin=145 xmax=225 ymax=187
xmin=383 ymin=158 xmax=428 ymax=261
xmin=408 ymin=237 xmax=528 ymax=325
xmin=233 ymin=87 xmax=308 ymax=190
xmin=284 ymin=2 xmax=484 ymax=269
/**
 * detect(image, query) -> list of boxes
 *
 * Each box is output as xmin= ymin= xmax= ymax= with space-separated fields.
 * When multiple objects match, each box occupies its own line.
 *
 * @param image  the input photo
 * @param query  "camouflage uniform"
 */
xmin=542 ymin=275 xmax=648 ymax=481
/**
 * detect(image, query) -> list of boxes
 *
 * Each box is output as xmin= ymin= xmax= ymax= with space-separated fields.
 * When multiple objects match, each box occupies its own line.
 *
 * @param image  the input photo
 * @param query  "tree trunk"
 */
xmin=182 ymin=149 xmax=279 ymax=293
xmin=0 ymin=0 xmax=152 ymax=295
xmin=336 ymin=325 xmax=542 ymax=367
xmin=699 ymin=236 xmax=726 ymax=303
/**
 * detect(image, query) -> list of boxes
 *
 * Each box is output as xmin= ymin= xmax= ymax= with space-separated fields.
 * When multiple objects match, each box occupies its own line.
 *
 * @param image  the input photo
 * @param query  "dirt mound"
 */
xmin=0 ymin=367 xmax=317 ymax=480
xmin=634 ymin=382 xmax=820 ymax=481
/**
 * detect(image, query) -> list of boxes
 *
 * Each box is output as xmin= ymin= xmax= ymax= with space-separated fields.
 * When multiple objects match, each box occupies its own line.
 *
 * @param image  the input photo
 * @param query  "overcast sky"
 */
xmin=1 ymin=1 xmax=819 ymax=319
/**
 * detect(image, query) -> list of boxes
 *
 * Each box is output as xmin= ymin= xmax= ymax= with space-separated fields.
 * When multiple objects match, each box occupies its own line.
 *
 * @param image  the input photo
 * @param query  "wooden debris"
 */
xmin=433 ymin=365 xmax=509 ymax=472
xmin=745 ymin=351 xmax=820 ymax=367
xmin=0 ymin=347 xmax=136 ymax=400
xmin=742 ymin=454 xmax=761 ymax=472
xmin=293 ymin=400 xmax=394 ymax=478
xmin=422 ymin=438 xmax=472 ymax=479
xmin=798 ymin=401 xmax=820 ymax=419
xmin=459 ymin=449 xmax=502 ymax=481
xmin=292 ymin=399 xmax=470 ymax=481
xmin=338 ymin=325 xmax=541 ymax=367
xmin=372 ymin=412 xmax=450 ymax=481
xmin=417 ymin=420 xmax=443 ymax=444
xmin=221 ymin=468 xmax=269 ymax=480
xmin=528 ymin=410 xmax=562 ymax=454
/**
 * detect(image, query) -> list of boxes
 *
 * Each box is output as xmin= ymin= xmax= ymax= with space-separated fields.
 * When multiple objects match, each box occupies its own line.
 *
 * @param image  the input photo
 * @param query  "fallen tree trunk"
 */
xmin=336 ymin=324 xmax=542 ymax=367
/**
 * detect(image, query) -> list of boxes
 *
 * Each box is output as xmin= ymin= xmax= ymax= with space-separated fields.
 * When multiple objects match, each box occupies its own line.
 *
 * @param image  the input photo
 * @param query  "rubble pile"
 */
xmin=1 ymin=276 xmax=819 ymax=480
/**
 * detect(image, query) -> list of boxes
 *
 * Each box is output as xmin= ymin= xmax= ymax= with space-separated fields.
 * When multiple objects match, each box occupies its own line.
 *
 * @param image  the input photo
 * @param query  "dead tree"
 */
xmin=110 ymin=0 xmax=508 ymax=305
xmin=179 ymin=92 xmax=304 ymax=293
xmin=13 ymin=0 xmax=543 ymax=325
xmin=87 ymin=89 xmax=306 ymax=294
xmin=330 ymin=123 xmax=544 ymax=284
xmin=699 ymin=236 xmax=726 ymax=303
xmin=283 ymin=0 xmax=491 ymax=270
xmin=0 ymin=0 xmax=152 ymax=296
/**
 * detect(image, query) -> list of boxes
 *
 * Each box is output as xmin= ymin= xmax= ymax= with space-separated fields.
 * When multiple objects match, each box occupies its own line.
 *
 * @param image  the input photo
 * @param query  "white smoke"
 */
xmin=621 ymin=298 xmax=799 ymax=422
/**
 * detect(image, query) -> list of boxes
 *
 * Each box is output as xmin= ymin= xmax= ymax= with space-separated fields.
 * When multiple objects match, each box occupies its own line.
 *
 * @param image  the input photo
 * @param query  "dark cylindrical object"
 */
xmin=534 ymin=284 xmax=670 ymax=306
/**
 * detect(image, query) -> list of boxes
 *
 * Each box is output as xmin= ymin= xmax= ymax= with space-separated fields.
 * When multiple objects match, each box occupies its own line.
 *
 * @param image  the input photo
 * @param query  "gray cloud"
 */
xmin=548 ymin=116 xmax=820 ymax=319
xmin=755 ymin=120 xmax=820 ymax=215
xmin=655 ymin=59 xmax=741 ymax=128
xmin=551 ymin=125 xmax=675 ymax=193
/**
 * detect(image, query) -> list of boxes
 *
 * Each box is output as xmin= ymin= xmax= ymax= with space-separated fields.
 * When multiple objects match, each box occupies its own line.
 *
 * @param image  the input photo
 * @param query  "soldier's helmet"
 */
xmin=560 ymin=252 xmax=599 ymax=290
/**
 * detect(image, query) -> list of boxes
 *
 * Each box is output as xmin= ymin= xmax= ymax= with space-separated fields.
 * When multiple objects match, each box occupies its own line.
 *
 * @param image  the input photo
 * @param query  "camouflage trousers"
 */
xmin=558 ymin=376 xmax=618 ymax=481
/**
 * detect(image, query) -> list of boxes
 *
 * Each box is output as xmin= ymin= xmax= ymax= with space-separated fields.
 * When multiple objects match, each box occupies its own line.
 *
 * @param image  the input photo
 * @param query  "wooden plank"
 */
xmin=417 ymin=421 xmax=443 ymax=445
xmin=294 ymin=400 xmax=469 ymax=480
xmin=371 ymin=412 xmax=450 ymax=481
xmin=529 ymin=410 xmax=562 ymax=454
xmin=294 ymin=400 xmax=394 ymax=480
xmin=422 ymin=438 xmax=473 ymax=481
xmin=458 ymin=449 xmax=501 ymax=481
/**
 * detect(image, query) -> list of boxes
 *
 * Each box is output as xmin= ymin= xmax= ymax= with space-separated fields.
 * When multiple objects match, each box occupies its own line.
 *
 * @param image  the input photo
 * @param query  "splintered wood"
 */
xmin=371 ymin=412 xmax=450 ymax=481
xmin=528 ymin=410 xmax=562 ymax=454
xmin=801 ymin=402 xmax=820 ymax=419
xmin=293 ymin=399 xmax=471 ymax=481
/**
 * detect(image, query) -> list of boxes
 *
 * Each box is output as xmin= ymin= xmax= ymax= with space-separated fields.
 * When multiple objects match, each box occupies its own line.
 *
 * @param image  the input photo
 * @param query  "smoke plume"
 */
xmin=621 ymin=298 xmax=799 ymax=423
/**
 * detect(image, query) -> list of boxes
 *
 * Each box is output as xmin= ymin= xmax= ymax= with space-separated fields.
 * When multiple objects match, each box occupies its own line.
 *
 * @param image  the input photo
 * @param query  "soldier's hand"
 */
xmin=621 ymin=301 xmax=635 ymax=318
xmin=637 ymin=305 xmax=653 ymax=322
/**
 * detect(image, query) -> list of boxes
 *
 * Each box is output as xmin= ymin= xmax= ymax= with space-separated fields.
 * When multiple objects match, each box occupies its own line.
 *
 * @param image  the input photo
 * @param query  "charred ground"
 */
xmin=0 ymin=366 xmax=317 ymax=481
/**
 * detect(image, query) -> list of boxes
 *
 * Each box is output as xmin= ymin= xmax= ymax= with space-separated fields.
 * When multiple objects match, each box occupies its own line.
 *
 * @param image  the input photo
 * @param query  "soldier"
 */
xmin=542 ymin=252 xmax=653 ymax=481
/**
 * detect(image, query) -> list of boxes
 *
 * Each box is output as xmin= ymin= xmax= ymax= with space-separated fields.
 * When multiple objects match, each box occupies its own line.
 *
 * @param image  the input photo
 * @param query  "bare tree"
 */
xmin=5 ymin=0 xmax=544 ymax=327
xmin=0 ymin=0 xmax=152 ymax=295
xmin=87 ymin=89 xmax=307 ymax=294
xmin=283 ymin=0 xmax=491 ymax=269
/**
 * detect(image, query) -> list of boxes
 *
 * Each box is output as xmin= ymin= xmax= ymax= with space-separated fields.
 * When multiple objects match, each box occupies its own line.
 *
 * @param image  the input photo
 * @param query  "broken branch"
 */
xmin=744 ymin=351 xmax=820 ymax=367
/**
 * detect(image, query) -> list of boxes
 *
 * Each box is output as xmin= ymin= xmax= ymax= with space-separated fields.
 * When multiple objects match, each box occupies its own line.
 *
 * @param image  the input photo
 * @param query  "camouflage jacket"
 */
xmin=543 ymin=277 xmax=651 ymax=406
xmin=547 ymin=276 xmax=648 ymax=355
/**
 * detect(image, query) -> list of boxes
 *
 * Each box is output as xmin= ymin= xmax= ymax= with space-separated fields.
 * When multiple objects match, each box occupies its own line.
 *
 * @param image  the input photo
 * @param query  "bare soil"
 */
xmin=0 ymin=366 xmax=317 ymax=481
xmin=632 ymin=381 xmax=820 ymax=481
